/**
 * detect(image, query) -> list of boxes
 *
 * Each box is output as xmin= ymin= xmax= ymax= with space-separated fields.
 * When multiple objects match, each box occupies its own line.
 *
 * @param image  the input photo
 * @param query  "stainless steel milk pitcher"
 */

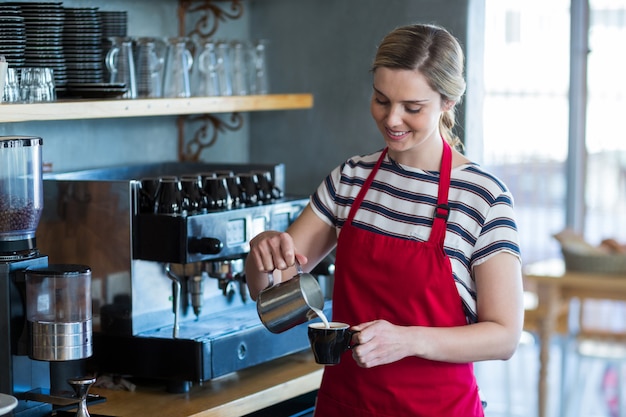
xmin=257 ymin=263 xmax=324 ymax=334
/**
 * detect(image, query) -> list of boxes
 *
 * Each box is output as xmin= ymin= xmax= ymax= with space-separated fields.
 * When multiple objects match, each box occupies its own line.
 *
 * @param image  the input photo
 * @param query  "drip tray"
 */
xmin=90 ymin=301 xmax=331 ymax=387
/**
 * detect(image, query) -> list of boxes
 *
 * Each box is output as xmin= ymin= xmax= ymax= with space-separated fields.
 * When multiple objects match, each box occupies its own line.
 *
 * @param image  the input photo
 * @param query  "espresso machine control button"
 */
xmin=188 ymin=237 xmax=223 ymax=254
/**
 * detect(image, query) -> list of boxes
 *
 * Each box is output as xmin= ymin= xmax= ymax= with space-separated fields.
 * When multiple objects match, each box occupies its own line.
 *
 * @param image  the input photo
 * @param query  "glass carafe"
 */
xmin=106 ymin=37 xmax=137 ymax=99
xmin=135 ymin=37 xmax=165 ymax=98
xmin=231 ymin=41 xmax=249 ymax=96
xmin=215 ymin=41 xmax=233 ymax=96
xmin=196 ymin=41 xmax=220 ymax=96
xmin=162 ymin=37 xmax=194 ymax=98
xmin=251 ymin=40 xmax=270 ymax=95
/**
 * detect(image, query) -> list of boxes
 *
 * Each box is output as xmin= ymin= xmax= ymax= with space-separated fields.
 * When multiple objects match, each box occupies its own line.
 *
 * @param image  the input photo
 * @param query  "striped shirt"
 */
xmin=310 ymin=149 xmax=521 ymax=323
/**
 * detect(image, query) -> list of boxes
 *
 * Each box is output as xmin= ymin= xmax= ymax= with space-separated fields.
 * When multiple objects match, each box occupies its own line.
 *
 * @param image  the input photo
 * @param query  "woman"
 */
xmin=245 ymin=23 xmax=523 ymax=416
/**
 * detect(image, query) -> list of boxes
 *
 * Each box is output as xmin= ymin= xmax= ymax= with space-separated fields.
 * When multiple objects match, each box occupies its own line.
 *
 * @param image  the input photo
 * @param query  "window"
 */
xmin=482 ymin=0 xmax=626 ymax=264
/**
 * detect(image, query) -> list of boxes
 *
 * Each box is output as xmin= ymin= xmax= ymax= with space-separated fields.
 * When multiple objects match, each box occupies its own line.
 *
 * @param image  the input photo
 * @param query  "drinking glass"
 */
xmin=3 ymin=68 xmax=20 ymax=103
xmin=20 ymin=68 xmax=54 ymax=103
xmin=42 ymin=68 xmax=56 ymax=101
xmin=0 ymin=57 xmax=6 ymax=103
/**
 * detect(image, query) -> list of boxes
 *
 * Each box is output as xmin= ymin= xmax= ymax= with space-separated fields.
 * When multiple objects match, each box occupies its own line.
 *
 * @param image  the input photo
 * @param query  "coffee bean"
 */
xmin=0 ymin=195 xmax=42 ymax=232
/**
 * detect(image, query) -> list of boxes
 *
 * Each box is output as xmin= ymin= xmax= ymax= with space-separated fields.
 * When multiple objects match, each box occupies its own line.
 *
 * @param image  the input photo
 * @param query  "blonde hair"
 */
xmin=371 ymin=24 xmax=466 ymax=149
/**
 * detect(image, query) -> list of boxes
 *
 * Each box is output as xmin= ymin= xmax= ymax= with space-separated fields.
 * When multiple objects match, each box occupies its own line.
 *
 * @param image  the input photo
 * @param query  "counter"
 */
xmin=85 ymin=352 xmax=323 ymax=417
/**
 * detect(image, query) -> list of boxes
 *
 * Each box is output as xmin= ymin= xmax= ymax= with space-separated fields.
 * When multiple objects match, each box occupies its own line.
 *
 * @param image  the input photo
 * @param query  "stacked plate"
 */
xmin=63 ymin=7 xmax=104 ymax=84
xmin=5 ymin=2 xmax=67 ymax=88
xmin=61 ymin=8 xmax=129 ymax=99
xmin=0 ymin=5 xmax=26 ymax=69
xmin=99 ymin=10 xmax=127 ymax=38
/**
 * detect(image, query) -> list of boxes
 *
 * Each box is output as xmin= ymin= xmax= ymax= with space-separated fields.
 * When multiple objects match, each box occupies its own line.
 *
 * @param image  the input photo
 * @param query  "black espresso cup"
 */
xmin=308 ymin=322 xmax=355 ymax=365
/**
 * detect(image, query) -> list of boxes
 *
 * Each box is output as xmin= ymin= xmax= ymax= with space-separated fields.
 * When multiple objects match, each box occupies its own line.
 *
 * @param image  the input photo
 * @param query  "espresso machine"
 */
xmin=36 ymin=161 xmax=333 ymax=393
xmin=0 ymin=136 xmax=97 ymax=417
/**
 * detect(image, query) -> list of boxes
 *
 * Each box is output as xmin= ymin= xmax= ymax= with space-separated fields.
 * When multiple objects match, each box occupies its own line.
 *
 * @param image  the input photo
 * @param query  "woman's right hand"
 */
xmin=244 ymin=204 xmax=337 ymax=300
xmin=245 ymin=230 xmax=307 ymax=300
xmin=248 ymin=230 xmax=306 ymax=273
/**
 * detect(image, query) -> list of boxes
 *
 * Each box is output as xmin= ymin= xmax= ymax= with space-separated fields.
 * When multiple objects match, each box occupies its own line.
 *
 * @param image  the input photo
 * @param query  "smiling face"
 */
xmin=370 ymin=67 xmax=452 ymax=167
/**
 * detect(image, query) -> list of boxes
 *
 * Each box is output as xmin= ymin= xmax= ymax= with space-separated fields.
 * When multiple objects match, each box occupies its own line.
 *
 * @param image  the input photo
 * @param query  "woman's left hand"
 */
xmin=350 ymin=320 xmax=412 ymax=368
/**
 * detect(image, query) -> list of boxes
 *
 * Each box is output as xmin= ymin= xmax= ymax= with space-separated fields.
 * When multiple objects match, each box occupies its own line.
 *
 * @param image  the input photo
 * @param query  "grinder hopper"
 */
xmin=0 ymin=136 xmax=43 ymax=259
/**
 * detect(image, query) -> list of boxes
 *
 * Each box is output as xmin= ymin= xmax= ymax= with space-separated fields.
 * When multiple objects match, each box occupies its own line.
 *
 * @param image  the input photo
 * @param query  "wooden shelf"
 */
xmin=0 ymin=93 xmax=314 ymax=123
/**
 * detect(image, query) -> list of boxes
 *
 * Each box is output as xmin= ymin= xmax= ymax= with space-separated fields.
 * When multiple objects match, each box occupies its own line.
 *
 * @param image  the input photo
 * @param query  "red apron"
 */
xmin=314 ymin=141 xmax=484 ymax=417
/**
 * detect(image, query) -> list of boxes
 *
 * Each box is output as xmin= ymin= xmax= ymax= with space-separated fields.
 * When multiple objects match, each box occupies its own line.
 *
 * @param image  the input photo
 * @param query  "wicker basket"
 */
xmin=562 ymin=249 xmax=626 ymax=275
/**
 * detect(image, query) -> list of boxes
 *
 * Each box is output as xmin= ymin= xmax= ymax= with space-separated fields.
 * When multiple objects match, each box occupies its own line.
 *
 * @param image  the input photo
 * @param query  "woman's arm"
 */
xmin=245 ymin=204 xmax=337 ymax=300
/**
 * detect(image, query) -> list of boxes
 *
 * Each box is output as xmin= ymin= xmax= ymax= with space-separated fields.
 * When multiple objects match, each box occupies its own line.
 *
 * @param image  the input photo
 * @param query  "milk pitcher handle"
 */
xmin=265 ymin=260 xmax=303 ymax=289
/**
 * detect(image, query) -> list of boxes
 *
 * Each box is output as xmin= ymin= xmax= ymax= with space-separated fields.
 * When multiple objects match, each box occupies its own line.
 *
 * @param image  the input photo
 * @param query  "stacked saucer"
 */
xmin=99 ymin=10 xmax=127 ymax=38
xmin=0 ymin=5 xmax=26 ymax=68
xmin=63 ymin=7 xmax=104 ymax=84
xmin=5 ymin=2 xmax=67 ymax=88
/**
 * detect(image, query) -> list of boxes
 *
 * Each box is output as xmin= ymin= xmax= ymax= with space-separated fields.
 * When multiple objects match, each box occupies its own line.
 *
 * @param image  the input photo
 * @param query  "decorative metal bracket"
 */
xmin=178 ymin=0 xmax=244 ymax=41
xmin=177 ymin=113 xmax=244 ymax=162
xmin=177 ymin=0 xmax=246 ymax=161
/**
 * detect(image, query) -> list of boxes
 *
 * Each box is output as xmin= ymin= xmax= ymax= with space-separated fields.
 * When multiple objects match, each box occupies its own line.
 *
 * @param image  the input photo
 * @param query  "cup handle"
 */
xmin=347 ymin=329 xmax=360 ymax=349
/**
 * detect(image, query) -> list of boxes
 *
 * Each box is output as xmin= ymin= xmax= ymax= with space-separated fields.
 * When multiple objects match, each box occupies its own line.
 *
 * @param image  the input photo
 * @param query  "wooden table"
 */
xmin=84 ymin=351 xmax=323 ymax=417
xmin=524 ymin=259 xmax=626 ymax=417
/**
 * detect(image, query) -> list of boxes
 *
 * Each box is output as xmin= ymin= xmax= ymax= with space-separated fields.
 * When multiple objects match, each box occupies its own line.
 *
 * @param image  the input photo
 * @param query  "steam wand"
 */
xmin=164 ymin=263 xmax=181 ymax=338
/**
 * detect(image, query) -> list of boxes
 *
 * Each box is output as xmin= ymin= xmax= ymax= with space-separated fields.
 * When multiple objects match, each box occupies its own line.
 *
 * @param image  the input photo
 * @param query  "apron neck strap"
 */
xmin=346 ymin=148 xmax=387 ymax=224
xmin=347 ymin=141 xmax=452 ymax=247
xmin=430 ymin=138 xmax=452 ymax=246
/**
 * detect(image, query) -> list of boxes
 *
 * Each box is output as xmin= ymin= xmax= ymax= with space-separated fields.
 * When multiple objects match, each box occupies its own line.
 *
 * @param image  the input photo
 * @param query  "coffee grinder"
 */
xmin=0 ymin=136 xmax=98 ymax=417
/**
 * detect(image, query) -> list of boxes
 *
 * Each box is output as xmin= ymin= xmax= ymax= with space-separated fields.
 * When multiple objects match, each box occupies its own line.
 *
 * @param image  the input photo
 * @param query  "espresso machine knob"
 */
xmin=188 ymin=237 xmax=223 ymax=254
